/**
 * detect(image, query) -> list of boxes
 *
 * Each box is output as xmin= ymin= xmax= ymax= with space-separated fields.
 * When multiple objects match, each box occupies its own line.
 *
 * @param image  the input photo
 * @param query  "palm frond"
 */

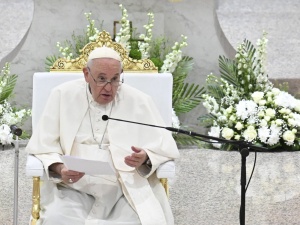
xmin=198 ymin=113 xmax=217 ymax=127
xmin=219 ymin=56 xmax=238 ymax=86
xmin=173 ymin=133 xmax=205 ymax=147
xmin=243 ymin=39 xmax=256 ymax=61
xmin=45 ymin=55 xmax=58 ymax=72
xmin=172 ymin=56 xmax=194 ymax=85
xmin=173 ymin=83 xmax=205 ymax=114
xmin=0 ymin=74 xmax=17 ymax=103
xmin=206 ymin=83 xmax=224 ymax=102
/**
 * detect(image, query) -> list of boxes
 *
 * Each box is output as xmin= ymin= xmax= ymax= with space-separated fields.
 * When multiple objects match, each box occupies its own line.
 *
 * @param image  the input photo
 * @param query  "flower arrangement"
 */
xmin=199 ymin=32 xmax=300 ymax=151
xmin=45 ymin=4 xmax=204 ymax=145
xmin=0 ymin=63 xmax=31 ymax=145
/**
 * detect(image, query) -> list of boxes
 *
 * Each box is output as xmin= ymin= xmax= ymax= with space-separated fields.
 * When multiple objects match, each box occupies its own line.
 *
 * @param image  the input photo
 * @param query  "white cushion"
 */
xmin=26 ymin=154 xmax=44 ymax=177
xmin=156 ymin=161 xmax=176 ymax=179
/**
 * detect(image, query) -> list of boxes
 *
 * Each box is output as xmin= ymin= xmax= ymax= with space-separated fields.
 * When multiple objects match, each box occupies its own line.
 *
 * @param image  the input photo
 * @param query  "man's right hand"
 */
xmin=50 ymin=163 xmax=85 ymax=184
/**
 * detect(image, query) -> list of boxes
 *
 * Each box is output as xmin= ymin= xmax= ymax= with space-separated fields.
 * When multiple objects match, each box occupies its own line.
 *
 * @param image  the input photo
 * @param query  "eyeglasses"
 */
xmin=87 ymin=67 xmax=123 ymax=87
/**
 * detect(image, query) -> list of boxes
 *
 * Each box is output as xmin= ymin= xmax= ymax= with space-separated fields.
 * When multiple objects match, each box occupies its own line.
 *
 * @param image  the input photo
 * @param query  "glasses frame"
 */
xmin=87 ymin=67 xmax=123 ymax=87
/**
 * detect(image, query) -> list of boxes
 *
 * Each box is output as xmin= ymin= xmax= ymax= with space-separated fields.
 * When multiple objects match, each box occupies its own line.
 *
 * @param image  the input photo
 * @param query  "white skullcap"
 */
xmin=88 ymin=47 xmax=121 ymax=62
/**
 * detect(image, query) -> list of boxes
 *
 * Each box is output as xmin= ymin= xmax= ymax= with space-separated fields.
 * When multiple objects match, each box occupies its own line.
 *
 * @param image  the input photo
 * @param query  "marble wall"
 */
xmin=2 ymin=0 xmax=231 ymax=134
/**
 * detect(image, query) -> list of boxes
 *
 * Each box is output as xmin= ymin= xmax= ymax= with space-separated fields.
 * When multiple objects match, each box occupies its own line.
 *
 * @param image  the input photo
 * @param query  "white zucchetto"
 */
xmin=88 ymin=47 xmax=122 ymax=62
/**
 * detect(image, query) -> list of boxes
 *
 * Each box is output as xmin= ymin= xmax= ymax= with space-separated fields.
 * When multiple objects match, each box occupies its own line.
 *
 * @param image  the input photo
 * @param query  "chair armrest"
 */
xmin=26 ymin=154 xmax=44 ymax=177
xmin=156 ymin=160 xmax=175 ymax=179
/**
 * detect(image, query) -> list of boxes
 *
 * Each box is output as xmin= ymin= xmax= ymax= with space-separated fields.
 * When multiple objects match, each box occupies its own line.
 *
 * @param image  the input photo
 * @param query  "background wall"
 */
xmin=3 ymin=0 xmax=300 ymax=134
xmin=1 ymin=0 xmax=231 ymax=134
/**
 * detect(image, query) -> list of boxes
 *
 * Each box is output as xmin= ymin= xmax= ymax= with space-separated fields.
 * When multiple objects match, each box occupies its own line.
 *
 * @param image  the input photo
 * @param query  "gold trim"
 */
xmin=50 ymin=31 xmax=158 ymax=73
xmin=160 ymin=178 xmax=169 ymax=198
xmin=30 ymin=176 xmax=40 ymax=225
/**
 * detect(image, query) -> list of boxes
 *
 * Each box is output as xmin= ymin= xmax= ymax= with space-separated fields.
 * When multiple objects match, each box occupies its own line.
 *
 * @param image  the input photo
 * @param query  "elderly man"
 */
xmin=26 ymin=47 xmax=179 ymax=225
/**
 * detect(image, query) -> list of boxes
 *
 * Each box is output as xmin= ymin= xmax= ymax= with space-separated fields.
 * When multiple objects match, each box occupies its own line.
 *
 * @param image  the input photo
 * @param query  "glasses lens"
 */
xmin=96 ymin=81 xmax=122 ymax=87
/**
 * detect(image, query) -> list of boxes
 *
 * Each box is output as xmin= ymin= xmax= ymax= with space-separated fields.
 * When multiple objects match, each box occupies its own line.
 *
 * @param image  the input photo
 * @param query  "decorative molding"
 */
xmin=50 ymin=31 xmax=158 ymax=73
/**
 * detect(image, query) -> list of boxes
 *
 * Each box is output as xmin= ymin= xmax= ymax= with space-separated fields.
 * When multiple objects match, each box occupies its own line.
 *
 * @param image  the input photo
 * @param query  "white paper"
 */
xmin=60 ymin=155 xmax=115 ymax=175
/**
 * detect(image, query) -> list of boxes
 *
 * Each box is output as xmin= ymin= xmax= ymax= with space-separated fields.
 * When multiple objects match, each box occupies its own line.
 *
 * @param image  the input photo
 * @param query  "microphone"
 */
xmin=102 ymin=115 xmax=268 ymax=151
xmin=10 ymin=125 xmax=22 ymax=137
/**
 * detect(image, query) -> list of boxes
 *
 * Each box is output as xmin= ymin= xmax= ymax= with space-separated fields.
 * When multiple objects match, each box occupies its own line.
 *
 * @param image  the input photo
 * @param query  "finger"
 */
xmin=131 ymin=146 xmax=142 ymax=153
xmin=125 ymin=157 xmax=139 ymax=163
xmin=124 ymin=160 xmax=136 ymax=167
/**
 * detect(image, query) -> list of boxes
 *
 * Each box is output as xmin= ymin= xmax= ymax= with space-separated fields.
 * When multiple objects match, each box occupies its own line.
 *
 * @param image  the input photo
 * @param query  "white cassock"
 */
xmin=26 ymin=79 xmax=180 ymax=225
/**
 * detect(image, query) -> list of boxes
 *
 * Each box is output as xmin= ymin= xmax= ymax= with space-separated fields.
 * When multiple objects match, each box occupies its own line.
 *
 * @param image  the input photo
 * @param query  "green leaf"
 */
xmin=198 ymin=113 xmax=216 ymax=127
xmin=172 ymin=56 xmax=194 ymax=85
xmin=173 ymin=83 xmax=205 ymax=114
xmin=45 ymin=55 xmax=58 ymax=72
xmin=206 ymin=83 xmax=224 ymax=102
xmin=219 ymin=56 xmax=238 ymax=86
xmin=173 ymin=133 xmax=205 ymax=147
xmin=0 ymin=74 xmax=17 ymax=103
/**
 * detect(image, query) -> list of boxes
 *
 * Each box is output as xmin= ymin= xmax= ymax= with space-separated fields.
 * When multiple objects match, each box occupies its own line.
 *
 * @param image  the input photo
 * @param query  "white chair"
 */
xmin=26 ymin=72 xmax=176 ymax=225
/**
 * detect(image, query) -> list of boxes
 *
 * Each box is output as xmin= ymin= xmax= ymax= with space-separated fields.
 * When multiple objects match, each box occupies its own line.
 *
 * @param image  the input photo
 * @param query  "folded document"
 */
xmin=60 ymin=155 xmax=115 ymax=175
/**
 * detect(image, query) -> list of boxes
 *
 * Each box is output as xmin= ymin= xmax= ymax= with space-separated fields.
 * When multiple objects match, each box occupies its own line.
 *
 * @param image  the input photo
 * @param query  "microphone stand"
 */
xmin=102 ymin=115 xmax=268 ymax=225
xmin=10 ymin=125 xmax=23 ymax=225
xmin=240 ymin=148 xmax=249 ymax=225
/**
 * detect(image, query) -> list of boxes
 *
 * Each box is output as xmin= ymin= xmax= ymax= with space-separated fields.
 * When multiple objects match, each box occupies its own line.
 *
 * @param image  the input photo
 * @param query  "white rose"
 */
xmin=282 ymin=130 xmax=295 ymax=145
xmin=221 ymin=127 xmax=234 ymax=140
xmin=288 ymin=118 xmax=296 ymax=126
xmin=258 ymin=111 xmax=265 ymax=117
xmin=265 ymin=108 xmax=276 ymax=118
xmin=251 ymin=92 xmax=264 ymax=103
xmin=258 ymin=100 xmax=266 ymax=106
xmin=226 ymin=106 xmax=233 ymax=114
xmin=275 ymin=119 xmax=283 ymax=126
xmin=229 ymin=115 xmax=236 ymax=121
xmin=243 ymin=126 xmax=257 ymax=142
xmin=235 ymin=122 xmax=244 ymax=130
xmin=264 ymin=116 xmax=271 ymax=121
xmin=272 ymin=88 xmax=281 ymax=96
xmin=260 ymin=119 xmax=268 ymax=127
xmin=234 ymin=135 xmax=241 ymax=140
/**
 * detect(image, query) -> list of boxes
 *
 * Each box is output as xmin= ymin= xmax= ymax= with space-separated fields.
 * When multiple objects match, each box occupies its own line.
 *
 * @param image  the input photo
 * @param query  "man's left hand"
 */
xmin=124 ymin=146 xmax=148 ymax=168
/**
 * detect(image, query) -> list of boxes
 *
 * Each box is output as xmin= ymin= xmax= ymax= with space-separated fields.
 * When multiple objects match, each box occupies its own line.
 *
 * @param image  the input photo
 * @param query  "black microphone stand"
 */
xmin=103 ymin=115 xmax=267 ymax=225
xmin=240 ymin=148 xmax=249 ymax=225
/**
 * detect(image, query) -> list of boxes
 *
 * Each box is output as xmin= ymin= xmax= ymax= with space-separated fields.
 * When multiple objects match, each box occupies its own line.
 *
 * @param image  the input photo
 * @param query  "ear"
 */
xmin=83 ymin=67 xmax=89 ymax=82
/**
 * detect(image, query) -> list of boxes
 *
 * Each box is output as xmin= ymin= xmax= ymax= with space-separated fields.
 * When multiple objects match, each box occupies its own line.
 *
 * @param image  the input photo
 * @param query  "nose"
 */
xmin=103 ymin=82 xmax=113 ymax=91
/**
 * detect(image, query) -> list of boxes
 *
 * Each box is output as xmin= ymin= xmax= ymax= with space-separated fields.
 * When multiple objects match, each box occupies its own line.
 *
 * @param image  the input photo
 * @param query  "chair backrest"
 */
xmin=32 ymin=72 xmax=173 ymax=130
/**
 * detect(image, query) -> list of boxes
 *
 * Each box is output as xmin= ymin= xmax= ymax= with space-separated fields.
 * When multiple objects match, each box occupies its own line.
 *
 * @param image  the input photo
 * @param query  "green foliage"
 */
xmin=45 ymin=55 xmax=58 ymax=72
xmin=173 ymin=83 xmax=204 ymax=114
xmin=0 ymin=74 xmax=17 ymax=103
xmin=150 ymin=57 xmax=163 ymax=71
xmin=129 ymin=49 xmax=142 ymax=60
xmin=198 ymin=113 xmax=216 ymax=128
xmin=173 ymin=133 xmax=207 ymax=148
xmin=148 ymin=36 xmax=170 ymax=60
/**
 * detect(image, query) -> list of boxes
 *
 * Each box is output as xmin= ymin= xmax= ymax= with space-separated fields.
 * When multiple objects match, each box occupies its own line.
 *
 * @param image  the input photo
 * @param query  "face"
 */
xmin=83 ymin=58 xmax=122 ymax=105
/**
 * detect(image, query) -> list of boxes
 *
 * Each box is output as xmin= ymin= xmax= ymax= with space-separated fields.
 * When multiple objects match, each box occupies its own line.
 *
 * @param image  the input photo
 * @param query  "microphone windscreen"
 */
xmin=102 ymin=115 xmax=109 ymax=121
xmin=10 ymin=125 xmax=22 ymax=136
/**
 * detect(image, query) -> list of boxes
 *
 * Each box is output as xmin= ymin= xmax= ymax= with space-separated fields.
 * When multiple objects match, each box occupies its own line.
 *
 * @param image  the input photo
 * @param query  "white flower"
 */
xmin=282 ymin=130 xmax=295 ymax=145
xmin=265 ymin=108 xmax=276 ymax=118
xmin=0 ymin=124 xmax=13 ymax=145
xmin=271 ymin=88 xmax=281 ymax=95
xmin=235 ymin=122 xmax=244 ymax=130
xmin=274 ymin=91 xmax=297 ymax=109
xmin=171 ymin=108 xmax=180 ymax=128
xmin=243 ymin=126 xmax=257 ymax=142
xmin=161 ymin=35 xmax=188 ymax=73
xmin=221 ymin=127 xmax=234 ymax=140
xmin=236 ymin=100 xmax=257 ymax=120
xmin=251 ymin=91 xmax=264 ymax=103
xmin=208 ymin=126 xmax=222 ymax=148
